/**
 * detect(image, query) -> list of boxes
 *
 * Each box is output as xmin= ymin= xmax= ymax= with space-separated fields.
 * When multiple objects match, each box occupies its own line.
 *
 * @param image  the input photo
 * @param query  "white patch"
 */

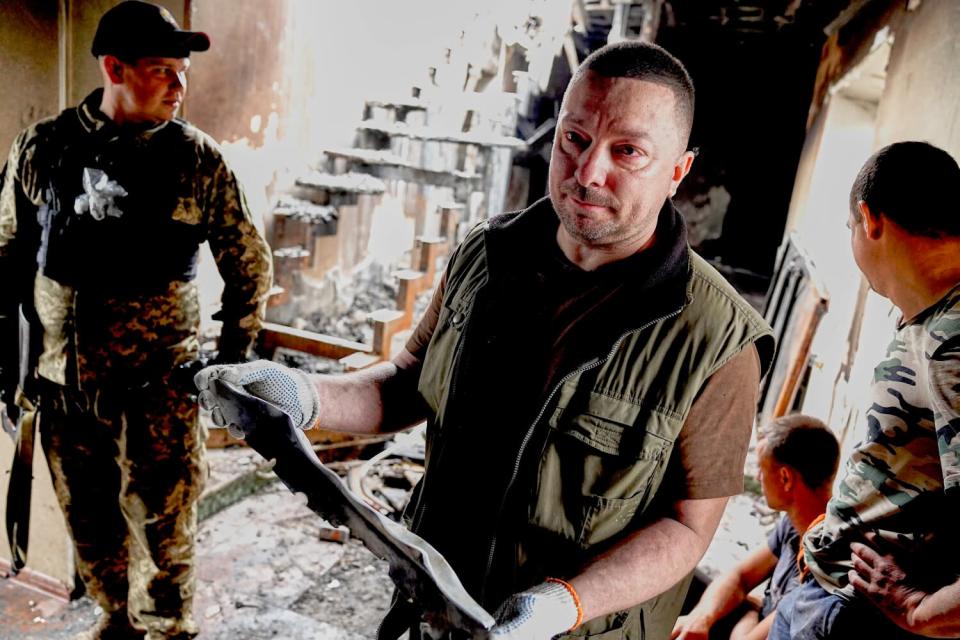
xmin=73 ymin=167 xmax=128 ymax=221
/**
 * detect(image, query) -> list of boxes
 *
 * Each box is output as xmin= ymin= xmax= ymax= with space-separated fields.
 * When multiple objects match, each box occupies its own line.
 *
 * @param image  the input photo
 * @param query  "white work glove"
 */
xmin=489 ymin=580 xmax=581 ymax=640
xmin=194 ymin=360 xmax=320 ymax=438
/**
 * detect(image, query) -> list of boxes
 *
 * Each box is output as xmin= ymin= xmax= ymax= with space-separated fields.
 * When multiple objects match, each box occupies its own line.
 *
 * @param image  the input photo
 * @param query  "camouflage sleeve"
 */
xmin=202 ymin=154 xmax=273 ymax=362
xmin=929 ymin=328 xmax=960 ymax=495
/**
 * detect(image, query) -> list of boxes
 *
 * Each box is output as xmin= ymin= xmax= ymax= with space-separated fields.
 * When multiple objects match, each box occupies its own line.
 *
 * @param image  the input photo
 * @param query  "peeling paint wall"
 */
xmin=873 ymin=0 xmax=960 ymax=156
xmin=187 ymin=1 xmax=293 ymax=150
xmin=0 ymin=1 xmax=60 ymax=156
xmin=0 ymin=0 xmax=76 ymax=594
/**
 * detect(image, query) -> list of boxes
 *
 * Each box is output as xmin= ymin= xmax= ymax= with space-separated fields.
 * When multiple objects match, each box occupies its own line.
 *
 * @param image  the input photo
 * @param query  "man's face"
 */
xmin=118 ymin=56 xmax=190 ymax=123
xmin=548 ymin=71 xmax=694 ymax=252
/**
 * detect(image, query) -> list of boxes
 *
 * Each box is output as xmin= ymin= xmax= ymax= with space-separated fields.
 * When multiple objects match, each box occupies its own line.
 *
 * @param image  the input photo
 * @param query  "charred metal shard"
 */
xmin=211 ymin=379 xmax=495 ymax=638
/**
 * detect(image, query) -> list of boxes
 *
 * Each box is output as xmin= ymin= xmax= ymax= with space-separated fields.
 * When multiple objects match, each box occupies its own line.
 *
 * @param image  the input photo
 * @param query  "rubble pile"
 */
xmin=273 ymin=348 xmax=346 ymax=376
xmin=301 ymin=260 xmax=401 ymax=343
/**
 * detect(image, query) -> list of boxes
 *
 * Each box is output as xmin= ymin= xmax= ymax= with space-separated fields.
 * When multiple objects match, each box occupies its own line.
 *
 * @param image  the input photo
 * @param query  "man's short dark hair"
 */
xmin=759 ymin=414 xmax=839 ymax=490
xmin=572 ymin=41 xmax=695 ymax=148
xmin=850 ymin=141 xmax=960 ymax=238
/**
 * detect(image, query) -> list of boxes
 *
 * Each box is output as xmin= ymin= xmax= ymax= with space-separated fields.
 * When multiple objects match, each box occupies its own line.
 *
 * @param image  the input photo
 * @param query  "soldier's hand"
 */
xmin=194 ymin=360 xmax=320 ymax=438
xmin=488 ymin=580 xmax=581 ymax=640
xmin=849 ymin=534 xmax=930 ymax=635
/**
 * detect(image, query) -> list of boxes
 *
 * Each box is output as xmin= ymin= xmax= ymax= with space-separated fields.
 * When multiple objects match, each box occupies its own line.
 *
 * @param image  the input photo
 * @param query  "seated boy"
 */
xmin=671 ymin=414 xmax=840 ymax=640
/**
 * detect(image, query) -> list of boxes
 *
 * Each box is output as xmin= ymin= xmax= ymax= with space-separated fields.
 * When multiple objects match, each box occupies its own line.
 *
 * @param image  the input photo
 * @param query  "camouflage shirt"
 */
xmin=804 ymin=283 xmax=960 ymax=595
xmin=0 ymin=90 xmax=273 ymax=387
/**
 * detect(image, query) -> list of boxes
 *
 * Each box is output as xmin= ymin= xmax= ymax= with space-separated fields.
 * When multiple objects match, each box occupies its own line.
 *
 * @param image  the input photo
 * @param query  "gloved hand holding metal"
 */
xmin=194 ymin=360 xmax=320 ymax=438
xmin=489 ymin=579 xmax=582 ymax=640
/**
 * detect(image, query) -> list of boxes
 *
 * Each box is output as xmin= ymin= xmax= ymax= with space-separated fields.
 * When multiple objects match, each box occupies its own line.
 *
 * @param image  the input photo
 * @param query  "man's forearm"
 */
xmin=689 ymin=570 xmax=748 ymax=627
xmin=571 ymin=496 xmax=728 ymax=622
xmin=313 ymin=353 xmax=426 ymax=436
xmin=908 ymin=578 xmax=960 ymax=638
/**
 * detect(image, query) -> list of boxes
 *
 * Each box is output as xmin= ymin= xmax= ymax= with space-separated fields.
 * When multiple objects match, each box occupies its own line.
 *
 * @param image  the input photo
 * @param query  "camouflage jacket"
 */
xmin=0 ymin=90 xmax=273 ymax=389
xmin=804 ymin=283 xmax=960 ymax=595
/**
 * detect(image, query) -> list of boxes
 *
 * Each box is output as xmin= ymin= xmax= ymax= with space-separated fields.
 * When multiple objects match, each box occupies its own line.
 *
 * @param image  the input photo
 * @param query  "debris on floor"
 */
xmin=193 ymin=481 xmax=393 ymax=640
xmin=0 ymin=434 xmax=771 ymax=639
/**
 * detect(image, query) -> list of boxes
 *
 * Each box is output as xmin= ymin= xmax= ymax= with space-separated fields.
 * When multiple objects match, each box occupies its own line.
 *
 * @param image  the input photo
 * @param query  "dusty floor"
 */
xmin=190 ymin=479 xmax=393 ymax=640
xmin=1 ymin=445 xmax=772 ymax=639
xmin=1 ymin=448 xmax=394 ymax=640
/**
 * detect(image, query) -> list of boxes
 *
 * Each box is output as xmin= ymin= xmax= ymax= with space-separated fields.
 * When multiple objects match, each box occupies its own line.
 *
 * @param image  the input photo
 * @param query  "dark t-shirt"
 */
xmin=760 ymin=515 xmax=801 ymax=619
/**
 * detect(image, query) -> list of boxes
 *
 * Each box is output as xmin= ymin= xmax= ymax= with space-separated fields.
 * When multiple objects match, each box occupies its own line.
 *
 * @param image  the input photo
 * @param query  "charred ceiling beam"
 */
xmin=824 ymin=0 xmax=878 ymax=34
xmin=661 ymin=0 xmax=854 ymax=40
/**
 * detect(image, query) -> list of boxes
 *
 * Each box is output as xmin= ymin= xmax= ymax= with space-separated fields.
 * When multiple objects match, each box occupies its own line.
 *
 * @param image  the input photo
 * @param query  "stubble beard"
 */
xmin=553 ymin=180 xmax=625 ymax=245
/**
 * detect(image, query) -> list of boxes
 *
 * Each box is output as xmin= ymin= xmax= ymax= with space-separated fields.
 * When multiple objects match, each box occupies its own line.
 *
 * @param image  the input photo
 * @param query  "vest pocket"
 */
xmin=531 ymin=393 xmax=675 ymax=548
xmin=418 ymin=292 xmax=476 ymax=417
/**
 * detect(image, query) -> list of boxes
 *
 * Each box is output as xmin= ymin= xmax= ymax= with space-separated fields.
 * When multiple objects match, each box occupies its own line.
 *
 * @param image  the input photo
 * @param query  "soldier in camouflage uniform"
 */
xmin=0 ymin=3 xmax=272 ymax=639
xmin=769 ymin=142 xmax=960 ymax=639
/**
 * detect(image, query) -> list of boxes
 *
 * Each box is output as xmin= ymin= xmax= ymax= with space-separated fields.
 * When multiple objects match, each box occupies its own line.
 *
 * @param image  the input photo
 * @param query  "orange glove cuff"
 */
xmin=546 ymin=577 xmax=583 ymax=631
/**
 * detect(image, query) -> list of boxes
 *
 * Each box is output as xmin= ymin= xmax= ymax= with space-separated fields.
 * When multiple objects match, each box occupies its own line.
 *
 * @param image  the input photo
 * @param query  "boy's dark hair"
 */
xmin=759 ymin=414 xmax=840 ymax=490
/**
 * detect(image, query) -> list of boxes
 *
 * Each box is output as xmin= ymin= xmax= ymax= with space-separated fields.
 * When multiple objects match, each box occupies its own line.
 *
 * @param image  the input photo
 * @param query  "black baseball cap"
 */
xmin=91 ymin=1 xmax=210 ymax=61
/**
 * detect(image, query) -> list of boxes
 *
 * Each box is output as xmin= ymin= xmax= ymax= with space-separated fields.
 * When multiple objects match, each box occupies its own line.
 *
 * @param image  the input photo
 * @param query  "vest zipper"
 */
xmin=480 ymin=305 xmax=684 ymax=601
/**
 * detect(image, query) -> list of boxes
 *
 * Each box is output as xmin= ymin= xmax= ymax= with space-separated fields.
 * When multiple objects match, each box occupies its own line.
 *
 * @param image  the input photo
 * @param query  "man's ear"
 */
xmin=668 ymin=150 xmax=696 ymax=197
xmin=779 ymin=465 xmax=793 ymax=492
xmin=858 ymin=200 xmax=884 ymax=240
xmin=101 ymin=55 xmax=125 ymax=84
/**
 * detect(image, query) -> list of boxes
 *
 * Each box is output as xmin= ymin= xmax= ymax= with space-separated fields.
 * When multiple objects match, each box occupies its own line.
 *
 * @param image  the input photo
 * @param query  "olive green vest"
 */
xmin=415 ymin=218 xmax=774 ymax=639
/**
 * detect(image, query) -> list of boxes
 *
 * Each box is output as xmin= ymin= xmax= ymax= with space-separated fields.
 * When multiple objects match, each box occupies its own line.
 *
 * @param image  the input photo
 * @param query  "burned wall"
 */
xmin=186 ymin=1 xmax=293 ymax=149
xmin=658 ymin=27 xmax=821 ymax=281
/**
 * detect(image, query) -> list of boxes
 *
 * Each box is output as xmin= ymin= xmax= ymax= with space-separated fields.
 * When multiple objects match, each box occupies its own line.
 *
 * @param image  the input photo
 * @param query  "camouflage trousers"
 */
xmin=38 ymin=374 xmax=206 ymax=639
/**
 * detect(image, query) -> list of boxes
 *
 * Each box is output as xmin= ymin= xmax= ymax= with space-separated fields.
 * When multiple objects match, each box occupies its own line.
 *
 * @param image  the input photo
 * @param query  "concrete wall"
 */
xmin=187 ymin=1 xmax=294 ymax=148
xmin=0 ymin=1 xmax=60 ymax=157
xmin=0 ymin=434 xmax=74 ymax=593
xmin=873 ymin=0 xmax=960 ymax=155
xmin=0 ymin=0 xmax=82 ymax=594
